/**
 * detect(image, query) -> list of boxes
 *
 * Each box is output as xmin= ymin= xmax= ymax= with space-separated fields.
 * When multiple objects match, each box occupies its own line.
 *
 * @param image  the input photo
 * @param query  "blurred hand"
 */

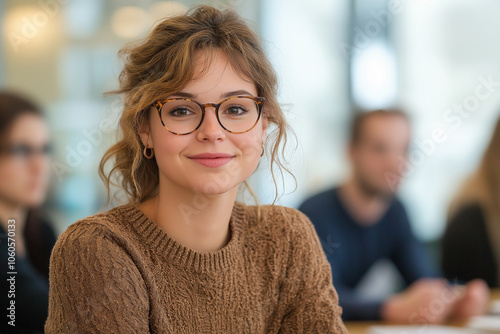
xmin=381 ymin=279 xmax=456 ymax=324
xmin=450 ymin=279 xmax=489 ymax=319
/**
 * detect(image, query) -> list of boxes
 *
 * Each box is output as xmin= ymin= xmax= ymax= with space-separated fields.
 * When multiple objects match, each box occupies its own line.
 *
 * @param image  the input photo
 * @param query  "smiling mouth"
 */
xmin=187 ymin=153 xmax=235 ymax=168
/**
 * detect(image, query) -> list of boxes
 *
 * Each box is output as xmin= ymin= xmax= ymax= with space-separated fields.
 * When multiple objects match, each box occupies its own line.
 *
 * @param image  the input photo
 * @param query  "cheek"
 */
xmin=154 ymin=134 xmax=183 ymax=153
xmin=152 ymin=132 xmax=189 ymax=168
xmin=0 ymin=162 xmax=28 ymax=197
xmin=0 ymin=161 xmax=24 ymax=183
xmin=234 ymin=130 xmax=263 ymax=167
xmin=364 ymin=152 xmax=386 ymax=171
xmin=357 ymin=155 xmax=384 ymax=180
xmin=385 ymin=156 xmax=401 ymax=172
xmin=355 ymin=152 xmax=374 ymax=171
xmin=34 ymin=159 xmax=51 ymax=186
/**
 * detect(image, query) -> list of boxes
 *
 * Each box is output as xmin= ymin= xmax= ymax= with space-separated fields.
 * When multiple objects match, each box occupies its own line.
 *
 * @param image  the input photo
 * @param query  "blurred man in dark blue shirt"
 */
xmin=299 ymin=109 xmax=489 ymax=323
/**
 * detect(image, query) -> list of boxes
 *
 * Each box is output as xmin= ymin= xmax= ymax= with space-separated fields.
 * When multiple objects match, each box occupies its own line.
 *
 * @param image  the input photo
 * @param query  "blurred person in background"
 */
xmin=0 ymin=91 xmax=57 ymax=333
xmin=299 ymin=109 xmax=489 ymax=323
xmin=443 ymin=114 xmax=500 ymax=288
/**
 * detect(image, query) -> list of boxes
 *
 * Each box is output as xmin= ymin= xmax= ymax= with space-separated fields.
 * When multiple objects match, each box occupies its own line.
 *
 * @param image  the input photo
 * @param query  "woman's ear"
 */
xmin=138 ymin=113 xmax=152 ymax=148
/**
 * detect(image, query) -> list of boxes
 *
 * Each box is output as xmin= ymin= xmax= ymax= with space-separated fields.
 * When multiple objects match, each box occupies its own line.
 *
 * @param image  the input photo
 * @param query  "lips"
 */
xmin=187 ymin=153 xmax=235 ymax=168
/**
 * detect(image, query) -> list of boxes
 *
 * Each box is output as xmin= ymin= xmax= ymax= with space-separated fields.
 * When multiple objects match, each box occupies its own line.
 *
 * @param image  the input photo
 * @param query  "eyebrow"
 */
xmin=221 ymin=90 xmax=255 ymax=98
xmin=170 ymin=90 xmax=256 ymax=99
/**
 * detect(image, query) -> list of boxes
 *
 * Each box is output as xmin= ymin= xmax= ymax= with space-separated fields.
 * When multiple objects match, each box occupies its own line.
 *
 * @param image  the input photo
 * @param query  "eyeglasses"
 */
xmin=1 ymin=143 xmax=53 ymax=160
xmin=152 ymin=95 xmax=265 ymax=135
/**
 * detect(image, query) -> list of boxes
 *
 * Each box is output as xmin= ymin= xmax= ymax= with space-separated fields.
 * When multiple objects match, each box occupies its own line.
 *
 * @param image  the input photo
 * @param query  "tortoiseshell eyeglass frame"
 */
xmin=151 ymin=95 xmax=265 ymax=136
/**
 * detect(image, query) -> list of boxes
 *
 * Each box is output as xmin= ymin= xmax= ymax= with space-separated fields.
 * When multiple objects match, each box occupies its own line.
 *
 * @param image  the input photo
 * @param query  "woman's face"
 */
xmin=140 ymin=50 xmax=268 ymax=195
xmin=0 ymin=113 xmax=51 ymax=208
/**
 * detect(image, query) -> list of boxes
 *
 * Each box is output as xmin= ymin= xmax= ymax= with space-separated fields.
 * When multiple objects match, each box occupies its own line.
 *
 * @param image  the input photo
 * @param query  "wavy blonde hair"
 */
xmin=99 ymin=5 xmax=293 ymax=206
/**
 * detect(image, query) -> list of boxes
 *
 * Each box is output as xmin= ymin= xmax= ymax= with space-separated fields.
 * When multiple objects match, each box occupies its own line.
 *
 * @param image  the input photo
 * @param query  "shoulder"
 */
xmin=48 ymin=206 xmax=149 ymax=283
xmin=298 ymin=187 xmax=338 ymax=213
xmin=264 ymin=204 xmax=314 ymax=228
xmin=442 ymin=203 xmax=489 ymax=254
xmin=446 ymin=202 xmax=486 ymax=232
xmin=65 ymin=203 xmax=137 ymax=233
xmin=52 ymin=204 xmax=139 ymax=256
xmin=253 ymin=205 xmax=330 ymax=273
xmin=450 ymin=202 xmax=484 ymax=221
xmin=242 ymin=203 xmax=319 ymax=246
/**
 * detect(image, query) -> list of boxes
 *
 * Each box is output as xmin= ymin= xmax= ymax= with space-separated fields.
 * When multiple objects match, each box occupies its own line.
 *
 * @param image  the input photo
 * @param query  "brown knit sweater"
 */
xmin=44 ymin=202 xmax=347 ymax=333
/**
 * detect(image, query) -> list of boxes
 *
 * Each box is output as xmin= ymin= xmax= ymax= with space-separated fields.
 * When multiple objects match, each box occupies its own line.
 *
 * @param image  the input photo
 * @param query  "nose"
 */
xmin=29 ymin=151 xmax=51 ymax=178
xmin=196 ymin=107 xmax=225 ymax=143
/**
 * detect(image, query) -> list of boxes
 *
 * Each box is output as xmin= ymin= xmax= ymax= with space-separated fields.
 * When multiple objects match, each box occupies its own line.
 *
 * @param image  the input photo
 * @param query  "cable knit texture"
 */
xmin=44 ymin=202 xmax=347 ymax=333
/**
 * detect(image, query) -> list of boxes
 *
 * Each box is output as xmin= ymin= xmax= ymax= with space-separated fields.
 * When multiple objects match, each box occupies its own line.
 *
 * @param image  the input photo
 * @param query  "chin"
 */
xmin=17 ymin=199 xmax=43 ymax=209
xmin=379 ymin=186 xmax=398 ymax=199
xmin=7 ymin=191 xmax=43 ymax=208
xmin=193 ymin=182 xmax=238 ymax=196
xmin=187 ymin=176 xmax=242 ymax=196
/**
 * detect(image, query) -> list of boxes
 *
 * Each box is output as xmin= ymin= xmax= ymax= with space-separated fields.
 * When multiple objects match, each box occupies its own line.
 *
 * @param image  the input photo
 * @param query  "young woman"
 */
xmin=45 ymin=6 xmax=347 ymax=333
xmin=0 ymin=91 xmax=57 ymax=333
xmin=443 ymin=114 xmax=500 ymax=288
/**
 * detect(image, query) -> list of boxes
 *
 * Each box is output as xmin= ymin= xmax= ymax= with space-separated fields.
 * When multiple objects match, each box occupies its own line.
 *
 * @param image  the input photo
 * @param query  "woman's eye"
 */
xmin=10 ymin=145 xmax=31 ymax=156
xmin=225 ymin=106 xmax=247 ymax=115
xmin=169 ymin=108 xmax=193 ymax=117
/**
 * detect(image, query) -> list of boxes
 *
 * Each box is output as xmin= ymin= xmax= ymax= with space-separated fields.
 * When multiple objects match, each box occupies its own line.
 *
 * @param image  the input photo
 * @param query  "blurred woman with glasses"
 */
xmin=0 ymin=91 xmax=56 ymax=333
xmin=45 ymin=5 xmax=347 ymax=333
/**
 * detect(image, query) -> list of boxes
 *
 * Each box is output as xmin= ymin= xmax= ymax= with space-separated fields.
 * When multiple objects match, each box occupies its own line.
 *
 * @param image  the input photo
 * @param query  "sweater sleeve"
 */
xmin=278 ymin=210 xmax=347 ymax=334
xmin=44 ymin=222 xmax=150 ymax=334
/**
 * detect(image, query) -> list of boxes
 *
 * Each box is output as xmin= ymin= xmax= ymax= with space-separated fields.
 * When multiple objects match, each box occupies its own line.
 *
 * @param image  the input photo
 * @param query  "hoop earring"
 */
xmin=144 ymin=146 xmax=154 ymax=159
xmin=260 ymin=145 xmax=264 ymax=157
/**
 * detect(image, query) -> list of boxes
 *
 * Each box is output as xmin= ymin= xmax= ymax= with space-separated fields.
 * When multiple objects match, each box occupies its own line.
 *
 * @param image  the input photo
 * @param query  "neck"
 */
xmin=338 ymin=177 xmax=391 ymax=226
xmin=141 ymin=178 xmax=238 ymax=253
xmin=0 ymin=199 xmax=27 ymax=232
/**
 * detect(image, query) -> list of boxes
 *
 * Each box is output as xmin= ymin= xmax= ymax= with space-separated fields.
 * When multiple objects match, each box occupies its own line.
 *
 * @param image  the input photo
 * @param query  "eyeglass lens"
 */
xmin=160 ymin=97 xmax=260 ymax=134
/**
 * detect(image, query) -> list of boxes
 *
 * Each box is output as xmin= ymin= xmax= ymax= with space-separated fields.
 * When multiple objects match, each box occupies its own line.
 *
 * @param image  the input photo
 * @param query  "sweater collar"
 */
xmin=120 ymin=201 xmax=247 ymax=274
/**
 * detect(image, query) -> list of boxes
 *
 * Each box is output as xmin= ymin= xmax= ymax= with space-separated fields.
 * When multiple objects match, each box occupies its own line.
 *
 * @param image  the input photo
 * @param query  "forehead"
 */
xmin=6 ymin=113 xmax=49 ymax=143
xmin=179 ymin=50 xmax=257 ymax=99
xmin=361 ymin=115 xmax=410 ymax=144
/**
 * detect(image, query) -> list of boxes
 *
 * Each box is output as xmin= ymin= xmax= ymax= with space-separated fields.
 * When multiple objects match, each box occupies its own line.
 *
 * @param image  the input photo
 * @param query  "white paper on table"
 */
xmin=368 ymin=325 xmax=481 ymax=334
xmin=467 ymin=316 xmax=500 ymax=332
xmin=490 ymin=301 xmax=500 ymax=315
